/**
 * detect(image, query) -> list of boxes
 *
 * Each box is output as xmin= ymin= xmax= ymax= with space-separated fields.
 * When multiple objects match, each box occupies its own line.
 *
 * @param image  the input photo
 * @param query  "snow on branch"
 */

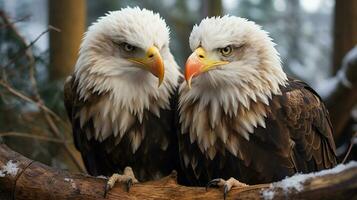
xmin=0 ymin=160 xmax=19 ymax=177
xmin=317 ymin=45 xmax=357 ymax=139
xmin=261 ymin=161 xmax=357 ymax=200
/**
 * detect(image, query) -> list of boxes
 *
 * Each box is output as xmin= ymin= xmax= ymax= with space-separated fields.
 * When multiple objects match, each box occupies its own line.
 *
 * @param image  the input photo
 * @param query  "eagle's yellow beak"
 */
xmin=129 ymin=46 xmax=164 ymax=87
xmin=184 ymin=47 xmax=228 ymax=89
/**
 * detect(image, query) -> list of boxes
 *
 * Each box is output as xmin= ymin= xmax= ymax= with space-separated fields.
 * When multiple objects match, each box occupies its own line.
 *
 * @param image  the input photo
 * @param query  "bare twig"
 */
xmin=48 ymin=24 xmax=61 ymax=32
xmin=0 ymin=14 xmax=69 ymax=130
xmin=0 ymin=15 xmax=69 ymax=130
xmin=2 ymin=26 xmax=59 ymax=69
xmin=0 ymin=14 xmax=30 ymax=29
xmin=0 ymin=80 xmax=63 ymax=123
xmin=41 ymin=110 xmax=86 ymax=172
xmin=342 ymin=131 xmax=357 ymax=163
xmin=17 ymin=25 xmax=83 ymax=171
xmin=0 ymin=13 xmax=84 ymax=172
xmin=0 ymin=79 xmax=84 ymax=171
xmin=0 ymin=132 xmax=71 ymax=144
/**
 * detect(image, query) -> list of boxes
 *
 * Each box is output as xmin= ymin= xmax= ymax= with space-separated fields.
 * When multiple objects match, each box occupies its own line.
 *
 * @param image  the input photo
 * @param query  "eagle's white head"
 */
xmin=184 ymin=16 xmax=287 ymax=92
xmin=179 ymin=16 xmax=288 ymax=157
xmin=180 ymin=16 xmax=288 ymax=114
xmin=74 ymin=7 xmax=181 ymax=142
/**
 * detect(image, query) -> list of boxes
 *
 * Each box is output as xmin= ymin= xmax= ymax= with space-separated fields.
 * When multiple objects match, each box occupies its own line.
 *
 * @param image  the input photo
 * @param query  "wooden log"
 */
xmin=0 ymin=143 xmax=356 ymax=200
xmin=0 ymin=144 xmax=106 ymax=200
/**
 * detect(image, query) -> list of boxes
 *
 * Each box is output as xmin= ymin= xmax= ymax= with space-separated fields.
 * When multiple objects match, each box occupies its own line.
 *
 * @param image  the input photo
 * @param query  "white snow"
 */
xmin=0 ymin=160 xmax=19 ymax=177
xmin=261 ymin=189 xmax=275 ymax=200
xmin=317 ymin=71 xmax=354 ymax=100
xmin=261 ymin=161 xmax=357 ymax=200
xmin=64 ymin=178 xmax=77 ymax=189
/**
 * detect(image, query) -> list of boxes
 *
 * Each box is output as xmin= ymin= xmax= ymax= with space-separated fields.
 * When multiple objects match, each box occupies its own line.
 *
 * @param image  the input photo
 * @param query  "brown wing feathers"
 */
xmin=178 ymin=77 xmax=337 ymax=186
xmin=281 ymin=79 xmax=337 ymax=172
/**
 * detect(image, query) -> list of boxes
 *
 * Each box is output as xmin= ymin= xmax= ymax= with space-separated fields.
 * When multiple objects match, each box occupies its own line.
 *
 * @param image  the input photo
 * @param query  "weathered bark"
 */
xmin=0 ymin=143 xmax=356 ymax=200
xmin=318 ymin=46 xmax=357 ymax=140
xmin=333 ymin=0 xmax=357 ymax=74
xmin=49 ymin=0 xmax=86 ymax=80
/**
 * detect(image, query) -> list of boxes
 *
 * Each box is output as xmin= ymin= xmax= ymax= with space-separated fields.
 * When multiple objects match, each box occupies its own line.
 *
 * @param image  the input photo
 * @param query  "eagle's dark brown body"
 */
xmin=64 ymin=75 xmax=179 ymax=181
xmin=178 ymin=77 xmax=337 ymax=186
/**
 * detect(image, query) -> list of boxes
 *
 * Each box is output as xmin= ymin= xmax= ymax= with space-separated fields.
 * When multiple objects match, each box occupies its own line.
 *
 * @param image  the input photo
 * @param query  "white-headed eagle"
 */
xmin=64 ymin=7 xmax=181 ymax=191
xmin=178 ymin=16 xmax=337 ymax=198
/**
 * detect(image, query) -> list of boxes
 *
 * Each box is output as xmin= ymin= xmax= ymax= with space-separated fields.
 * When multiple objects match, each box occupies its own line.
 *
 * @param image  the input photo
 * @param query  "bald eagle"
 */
xmin=64 ymin=7 xmax=181 ymax=190
xmin=178 ymin=16 xmax=337 ymax=197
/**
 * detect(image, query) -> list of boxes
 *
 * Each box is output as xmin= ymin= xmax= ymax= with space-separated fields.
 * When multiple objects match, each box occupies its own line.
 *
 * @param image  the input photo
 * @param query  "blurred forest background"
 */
xmin=0 ymin=0 xmax=356 ymax=173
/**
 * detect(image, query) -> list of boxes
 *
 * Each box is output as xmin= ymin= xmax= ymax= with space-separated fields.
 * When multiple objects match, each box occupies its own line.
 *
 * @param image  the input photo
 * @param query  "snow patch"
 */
xmin=261 ymin=161 xmax=357 ymax=199
xmin=261 ymin=189 xmax=275 ymax=200
xmin=64 ymin=178 xmax=77 ymax=189
xmin=0 ymin=160 xmax=19 ymax=177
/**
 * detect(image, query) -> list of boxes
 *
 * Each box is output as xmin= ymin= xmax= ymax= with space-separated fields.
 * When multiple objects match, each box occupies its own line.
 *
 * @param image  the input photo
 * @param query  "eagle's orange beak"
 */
xmin=129 ymin=46 xmax=164 ymax=87
xmin=185 ymin=47 xmax=228 ymax=89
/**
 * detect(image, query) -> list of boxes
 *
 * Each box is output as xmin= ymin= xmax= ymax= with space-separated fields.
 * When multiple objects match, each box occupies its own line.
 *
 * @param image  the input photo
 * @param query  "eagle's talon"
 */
xmin=104 ymin=181 xmax=110 ymax=198
xmin=206 ymin=177 xmax=248 ymax=200
xmin=223 ymin=184 xmax=229 ymax=200
xmin=206 ymin=178 xmax=223 ymax=191
xmin=104 ymin=166 xmax=139 ymax=196
xmin=126 ymin=178 xmax=133 ymax=192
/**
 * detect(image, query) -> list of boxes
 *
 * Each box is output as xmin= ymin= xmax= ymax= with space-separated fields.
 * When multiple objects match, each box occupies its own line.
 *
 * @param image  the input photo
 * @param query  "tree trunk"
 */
xmin=49 ymin=0 xmax=86 ymax=80
xmin=201 ymin=0 xmax=223 ymax=17
xmin=1 ymin=143 xmax=357 ymax=200
xmin=333 ymin=0 xmax=357 ymax=74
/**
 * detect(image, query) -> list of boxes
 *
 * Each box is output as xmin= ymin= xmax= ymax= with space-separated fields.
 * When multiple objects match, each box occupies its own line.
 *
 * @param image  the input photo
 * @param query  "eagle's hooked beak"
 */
xmin=184 ymin=47 xmax=229 ymax=89
xmin=129 ymin=46 xmax=164 ymax=87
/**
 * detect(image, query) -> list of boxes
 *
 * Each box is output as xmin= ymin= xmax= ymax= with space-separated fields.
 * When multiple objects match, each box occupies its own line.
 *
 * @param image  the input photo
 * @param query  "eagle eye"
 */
xmin=219 ymin=45 xmax=233 ymax=56
xmin=121 ymin=42 xmax=136 ymax=52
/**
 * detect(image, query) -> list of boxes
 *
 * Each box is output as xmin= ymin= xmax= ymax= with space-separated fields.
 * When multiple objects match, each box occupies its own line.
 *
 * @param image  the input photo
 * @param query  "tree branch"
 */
xmin=317 ymin=45 xmax=357 ymax=140
xmin=0 ymin=79 xmax=63 ymax=124
xmin=0 ymin=132 xmax=71 ymax=144
xmin=0 ymin=143 xmax=356 ymax=200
